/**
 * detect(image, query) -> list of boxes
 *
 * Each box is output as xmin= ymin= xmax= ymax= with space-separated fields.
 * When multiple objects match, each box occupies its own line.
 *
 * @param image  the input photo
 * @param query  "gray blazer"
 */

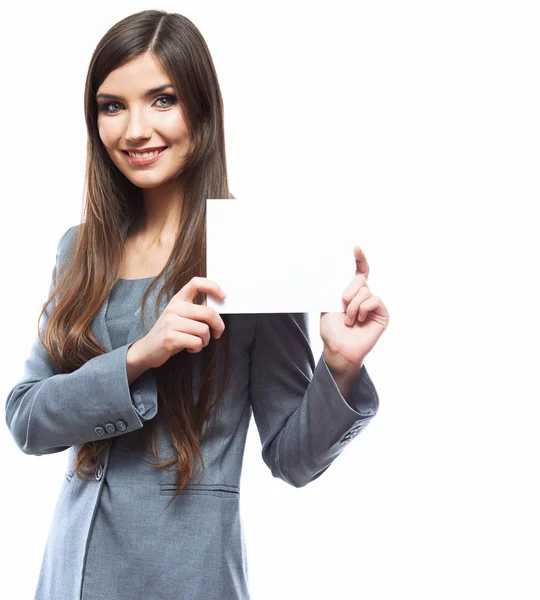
xmin=5 ymin=225 xmax=380 ymax=600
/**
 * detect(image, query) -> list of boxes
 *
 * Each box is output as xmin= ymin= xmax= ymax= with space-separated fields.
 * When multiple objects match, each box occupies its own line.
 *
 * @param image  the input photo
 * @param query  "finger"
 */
xmin=172 ymin=302 xmax=225 ymax=338
xmin=354 ymin=245 xmax=370 ymax=279
xmin=345 ymin=286 xmax=371 ymax=325
xmin=180 ymin=315 xmax=218 ymax=345
xmin=178 ymin=331 xmax=206 ymax=354
xmin=357 ymin=294 xmax=374 ymax=322
xmin=175 ymin=277 xmax=226 ymax=304
xmin=342 ymin=274 xmax=369 ymax=308
xmin=358 ymin=295 xmax=389 ymax=323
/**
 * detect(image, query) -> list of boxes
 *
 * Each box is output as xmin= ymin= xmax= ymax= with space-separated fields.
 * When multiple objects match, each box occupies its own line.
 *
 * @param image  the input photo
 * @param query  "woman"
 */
xmin=5 ymin=9 xmax=389 ymax=600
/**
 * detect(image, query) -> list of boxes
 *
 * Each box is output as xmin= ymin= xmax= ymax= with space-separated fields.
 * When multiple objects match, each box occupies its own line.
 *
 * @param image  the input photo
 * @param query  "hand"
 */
xmin=320 ymin=246 xmax=389 ymax=371
xmin=139 ymin=276 xmax=227 ymax=369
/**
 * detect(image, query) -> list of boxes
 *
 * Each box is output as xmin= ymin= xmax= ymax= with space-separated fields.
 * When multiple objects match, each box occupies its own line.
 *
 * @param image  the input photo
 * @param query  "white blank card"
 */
xmin=206 ymin=198 xmax=360 ymax=314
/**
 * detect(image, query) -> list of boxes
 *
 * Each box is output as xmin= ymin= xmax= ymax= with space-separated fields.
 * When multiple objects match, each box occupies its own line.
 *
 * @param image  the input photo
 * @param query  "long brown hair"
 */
xmin=39 ymin=10 xmax=232 ymax=505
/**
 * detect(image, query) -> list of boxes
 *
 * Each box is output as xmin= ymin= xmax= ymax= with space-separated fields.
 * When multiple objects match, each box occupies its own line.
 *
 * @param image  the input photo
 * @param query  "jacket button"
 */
xmin=95 ymin=426 xmax=105 ymax=436
xmin=95 ymin=464 xmax=103 ymax=481
xmin=105 ymin=422 xmax=116 ymax=433
xmin=116 ymin=420 xmax=127 ymax=431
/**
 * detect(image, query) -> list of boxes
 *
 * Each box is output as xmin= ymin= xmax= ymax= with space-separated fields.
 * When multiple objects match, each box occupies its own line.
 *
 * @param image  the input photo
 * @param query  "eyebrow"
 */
xmin=96 ymin=84 xmax=175 ymax=101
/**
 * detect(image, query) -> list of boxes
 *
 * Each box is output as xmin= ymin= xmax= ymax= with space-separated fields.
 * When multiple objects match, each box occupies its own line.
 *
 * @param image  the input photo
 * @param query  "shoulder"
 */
xmin=56 ymin=224 xmax=80 ymax=261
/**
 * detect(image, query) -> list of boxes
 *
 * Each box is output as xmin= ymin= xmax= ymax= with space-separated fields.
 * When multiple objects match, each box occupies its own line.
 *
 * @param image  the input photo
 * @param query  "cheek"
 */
xmin=97 ymin=118 xmax=119 ymax=150
xmin=162 ymin=109 xmax=190 ymax=142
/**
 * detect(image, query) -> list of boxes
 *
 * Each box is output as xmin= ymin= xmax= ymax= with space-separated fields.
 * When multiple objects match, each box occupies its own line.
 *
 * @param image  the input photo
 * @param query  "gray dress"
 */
xmin=105 ymin=276 xmax=157 ymax=348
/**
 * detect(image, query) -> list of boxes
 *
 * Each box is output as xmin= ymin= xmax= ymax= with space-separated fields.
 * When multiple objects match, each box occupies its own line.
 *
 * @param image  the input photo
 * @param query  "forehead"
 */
xmin=97 ymin=52 xmax=172 ymax=95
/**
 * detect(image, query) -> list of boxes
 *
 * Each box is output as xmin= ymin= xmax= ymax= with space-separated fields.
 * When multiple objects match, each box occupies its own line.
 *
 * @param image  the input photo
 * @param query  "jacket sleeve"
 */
xmin=249 ymin=312 xmax=379 ymax=488
xmin=4 ymin=226 xmax=159 ymax=456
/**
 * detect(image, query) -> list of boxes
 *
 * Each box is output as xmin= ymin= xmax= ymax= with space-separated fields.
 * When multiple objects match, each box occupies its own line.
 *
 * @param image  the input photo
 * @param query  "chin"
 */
xmin=131 ymin=180 xmax=167 ymax=189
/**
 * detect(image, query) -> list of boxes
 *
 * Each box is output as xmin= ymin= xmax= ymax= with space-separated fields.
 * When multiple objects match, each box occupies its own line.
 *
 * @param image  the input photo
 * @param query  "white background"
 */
xmin=1 ymin=1 xmax=539 ymax=598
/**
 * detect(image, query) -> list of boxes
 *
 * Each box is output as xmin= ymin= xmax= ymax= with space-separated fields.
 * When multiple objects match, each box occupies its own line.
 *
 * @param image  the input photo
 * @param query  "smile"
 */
xmin=122 ymin=147 xmax=168 ymax=166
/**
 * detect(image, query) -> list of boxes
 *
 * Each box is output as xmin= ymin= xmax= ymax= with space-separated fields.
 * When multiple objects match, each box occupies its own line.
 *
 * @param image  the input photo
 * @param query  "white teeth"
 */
xmin=128 ymin=149 xmax=163 ymax=158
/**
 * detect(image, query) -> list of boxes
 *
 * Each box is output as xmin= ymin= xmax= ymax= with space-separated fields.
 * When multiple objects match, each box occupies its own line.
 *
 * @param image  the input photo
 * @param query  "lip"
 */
xmin=122 ymin=146 xmax=168 ymax=166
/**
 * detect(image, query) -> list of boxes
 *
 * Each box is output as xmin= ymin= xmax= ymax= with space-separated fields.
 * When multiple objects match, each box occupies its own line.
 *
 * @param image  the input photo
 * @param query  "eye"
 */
xmin=97 ymin=94 xmax=178 ymax=114
xmin=155 ymin=94 xmax=177 ymax=108
xmin=98 ymin=101 xmax=123 ymax=114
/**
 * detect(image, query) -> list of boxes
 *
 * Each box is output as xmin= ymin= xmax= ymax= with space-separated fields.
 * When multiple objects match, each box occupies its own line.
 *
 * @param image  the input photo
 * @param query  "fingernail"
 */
xmin=220 ymin=288 xmax=227 ymax=297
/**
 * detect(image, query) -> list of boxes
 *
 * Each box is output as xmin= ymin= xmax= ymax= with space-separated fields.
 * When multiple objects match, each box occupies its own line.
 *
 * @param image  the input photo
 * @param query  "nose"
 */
xmin=125 ymin=108 xmax=152 ymax=142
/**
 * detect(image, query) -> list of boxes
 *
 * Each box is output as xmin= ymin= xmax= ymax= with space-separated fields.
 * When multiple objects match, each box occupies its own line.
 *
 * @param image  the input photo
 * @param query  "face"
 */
xmin=96 ymin=52 xmax=191 ymax=189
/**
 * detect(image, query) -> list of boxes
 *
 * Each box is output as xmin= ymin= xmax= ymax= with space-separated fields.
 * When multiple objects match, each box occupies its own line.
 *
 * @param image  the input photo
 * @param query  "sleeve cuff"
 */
xmin=123 ymin=342 xmax=158 ymax=421
xmin=320 ymin=354 xmax=379 ymax=418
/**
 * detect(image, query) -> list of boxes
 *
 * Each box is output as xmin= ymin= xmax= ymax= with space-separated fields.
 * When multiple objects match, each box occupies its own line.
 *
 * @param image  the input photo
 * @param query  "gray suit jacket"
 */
xmin=5 ymin=225 xmax=379 ymax=600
